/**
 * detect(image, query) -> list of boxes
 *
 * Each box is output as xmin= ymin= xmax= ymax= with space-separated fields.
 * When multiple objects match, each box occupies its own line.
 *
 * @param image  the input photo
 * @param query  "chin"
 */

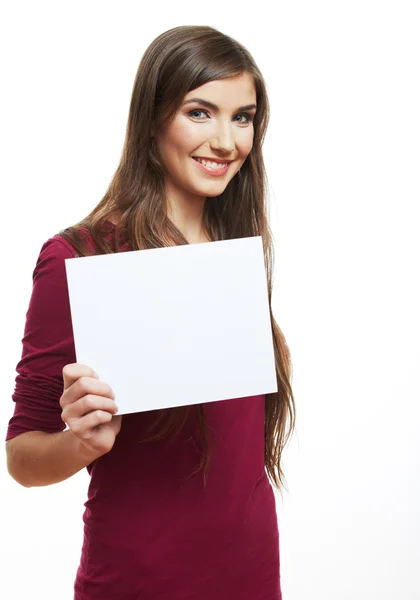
xmin=204 ymin=189 xmax=228 ymax=198
xmin=192 ymin=180 xmax=233 ymax=197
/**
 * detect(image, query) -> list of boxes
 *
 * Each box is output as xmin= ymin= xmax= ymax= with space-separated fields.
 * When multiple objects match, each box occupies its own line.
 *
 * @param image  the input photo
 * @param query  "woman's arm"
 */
xmin=6 ymin=428 xmax=101 ymax=487
xmin=6 ymin=364 xmax=121 ymax=487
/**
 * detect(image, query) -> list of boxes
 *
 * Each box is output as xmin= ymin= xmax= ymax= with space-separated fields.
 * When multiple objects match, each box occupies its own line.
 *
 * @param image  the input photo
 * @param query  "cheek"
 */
xmin=238 ymin=130 xmax=254 ymax=157
xmin=169 ymin=121 xmax=203 ymax=153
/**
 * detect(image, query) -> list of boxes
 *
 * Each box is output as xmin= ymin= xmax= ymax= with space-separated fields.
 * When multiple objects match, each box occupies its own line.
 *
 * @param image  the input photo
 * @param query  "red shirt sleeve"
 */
xmin=6 ymin=236 xmax=78 ymax=441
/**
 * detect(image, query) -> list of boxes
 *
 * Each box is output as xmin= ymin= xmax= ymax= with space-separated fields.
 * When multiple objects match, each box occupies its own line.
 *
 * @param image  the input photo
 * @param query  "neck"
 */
xmin=166 ymin=194 xmax=210 ymax=244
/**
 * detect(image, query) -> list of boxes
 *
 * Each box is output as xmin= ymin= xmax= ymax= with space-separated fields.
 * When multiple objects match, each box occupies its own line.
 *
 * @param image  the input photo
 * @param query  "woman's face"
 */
xmin=154 ymin=72 xmax=257 ymax=205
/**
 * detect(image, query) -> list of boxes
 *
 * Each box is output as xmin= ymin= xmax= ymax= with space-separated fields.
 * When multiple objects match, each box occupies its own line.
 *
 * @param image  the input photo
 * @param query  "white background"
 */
xmin=1 ymin=1 xmax=419 ymax=599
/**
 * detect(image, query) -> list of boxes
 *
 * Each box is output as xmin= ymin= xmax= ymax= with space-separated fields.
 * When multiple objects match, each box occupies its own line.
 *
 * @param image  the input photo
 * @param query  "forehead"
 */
xmin=184 ymin=72 xmax=256 ymax=106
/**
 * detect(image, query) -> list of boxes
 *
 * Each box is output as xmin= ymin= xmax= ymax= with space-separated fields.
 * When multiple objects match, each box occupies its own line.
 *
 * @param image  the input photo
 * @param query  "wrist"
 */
xmin=72 ymin=433 xmax=103 ymax=464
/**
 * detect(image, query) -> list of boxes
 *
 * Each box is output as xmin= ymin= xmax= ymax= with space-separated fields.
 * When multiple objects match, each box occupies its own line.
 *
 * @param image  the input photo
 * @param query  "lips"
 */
xmin=192 ymin=156 xmax=231 ymax=176
xmin=192 ymin=157 xmax=233 ymax=164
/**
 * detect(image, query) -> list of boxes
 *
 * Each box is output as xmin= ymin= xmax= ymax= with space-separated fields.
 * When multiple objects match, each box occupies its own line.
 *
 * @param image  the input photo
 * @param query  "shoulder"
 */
xmin=39 ymin=234 xmax=79 ymax=259
xmin=32 ymin=234 xmax=81 ymax=284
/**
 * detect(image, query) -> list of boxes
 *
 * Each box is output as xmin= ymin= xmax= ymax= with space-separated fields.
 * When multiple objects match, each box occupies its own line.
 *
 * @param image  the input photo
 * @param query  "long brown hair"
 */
xmin=59 ymin=25 xmax=295 ymax=490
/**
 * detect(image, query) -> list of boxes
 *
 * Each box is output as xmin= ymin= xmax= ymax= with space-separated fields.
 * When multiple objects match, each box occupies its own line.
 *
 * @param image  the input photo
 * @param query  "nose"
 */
xmin=209 ymin=121 xmax=235 ymax=154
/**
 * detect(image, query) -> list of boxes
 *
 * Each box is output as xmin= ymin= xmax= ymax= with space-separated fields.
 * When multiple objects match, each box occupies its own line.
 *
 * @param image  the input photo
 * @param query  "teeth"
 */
xmin=196 ymin=158 xmax=228 ymax=170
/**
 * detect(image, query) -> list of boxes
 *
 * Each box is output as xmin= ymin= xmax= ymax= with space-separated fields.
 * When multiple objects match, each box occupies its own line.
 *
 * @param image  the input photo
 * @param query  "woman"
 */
xmin=6 ymin=25 xmax=295 ymax=599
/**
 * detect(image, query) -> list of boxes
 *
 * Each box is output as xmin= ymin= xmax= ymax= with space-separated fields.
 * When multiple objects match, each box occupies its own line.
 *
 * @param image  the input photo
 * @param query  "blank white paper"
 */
xmin=64 ymin=236 xmax=277 ymax=415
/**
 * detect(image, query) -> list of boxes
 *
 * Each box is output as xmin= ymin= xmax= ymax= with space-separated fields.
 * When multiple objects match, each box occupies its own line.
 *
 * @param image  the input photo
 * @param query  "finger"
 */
xmin=62 ymin=364 xmax=98 ymax=392
xmin=64 ymin=394 xmax=118 ymax=420
xmin=70 ymin=410 xmax=114 ymax=439
xmin=60 ymin=377 xmax=115 ymax=410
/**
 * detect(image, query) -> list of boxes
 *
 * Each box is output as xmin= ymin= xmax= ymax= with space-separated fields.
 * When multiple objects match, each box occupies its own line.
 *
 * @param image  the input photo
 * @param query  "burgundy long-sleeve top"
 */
xmin=6 ymin=223 xmax=282 ymax=599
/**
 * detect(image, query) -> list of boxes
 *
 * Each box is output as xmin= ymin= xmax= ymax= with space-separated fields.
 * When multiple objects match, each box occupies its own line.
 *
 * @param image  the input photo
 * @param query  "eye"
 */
xmin=234 ymin=113 xmax=253 ymax=124
xmin=188 ymin=109 xmax=209 ymax=119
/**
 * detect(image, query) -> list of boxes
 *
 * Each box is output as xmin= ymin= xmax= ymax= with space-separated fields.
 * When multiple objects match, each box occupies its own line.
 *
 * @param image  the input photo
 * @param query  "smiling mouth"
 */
xmin=192 ymin=157 xmax=232 ymax=170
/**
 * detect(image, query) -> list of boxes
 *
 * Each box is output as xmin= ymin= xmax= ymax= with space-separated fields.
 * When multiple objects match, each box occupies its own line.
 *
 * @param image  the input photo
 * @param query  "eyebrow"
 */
xmin=182 ymin=98 xmax=257 ymax=112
